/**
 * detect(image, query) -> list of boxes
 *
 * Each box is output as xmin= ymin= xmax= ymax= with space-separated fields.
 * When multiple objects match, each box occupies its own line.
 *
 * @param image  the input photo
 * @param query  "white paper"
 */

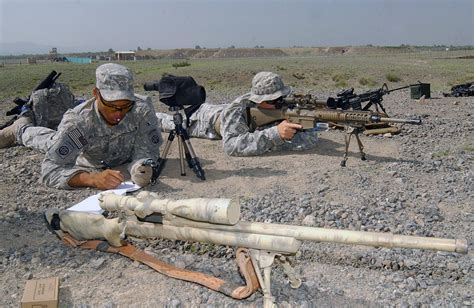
xmin=68 ymin=181 xmax=141 ymax=214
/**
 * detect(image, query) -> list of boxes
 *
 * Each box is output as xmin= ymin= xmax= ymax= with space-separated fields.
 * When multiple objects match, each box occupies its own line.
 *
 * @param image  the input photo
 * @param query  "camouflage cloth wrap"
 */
xmin=156 ymin=103 xmax=226 ymax=140
xmin=29 ymin=83 xmax=77 ymax=129
xmin=21 ymin=95 xmax=162 ymax=189
xmin=221 ymin=94 xmax=318 ymax=156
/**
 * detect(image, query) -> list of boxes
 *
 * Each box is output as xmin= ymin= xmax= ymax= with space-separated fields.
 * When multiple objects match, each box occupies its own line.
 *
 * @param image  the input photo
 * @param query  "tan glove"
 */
xmin=130 ymin=162 xmax=153 ymax=187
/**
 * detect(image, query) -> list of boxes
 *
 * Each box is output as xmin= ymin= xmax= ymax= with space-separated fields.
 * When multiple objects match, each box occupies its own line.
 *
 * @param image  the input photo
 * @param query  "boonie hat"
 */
xmin=96 ymin=63 xmax=135 ymax=101
xmin=248 ymin=72 xmax=292 ymax=104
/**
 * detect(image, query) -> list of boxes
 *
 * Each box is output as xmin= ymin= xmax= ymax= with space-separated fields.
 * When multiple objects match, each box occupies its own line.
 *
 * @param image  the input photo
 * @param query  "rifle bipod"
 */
xmin=151 ymin=108 xmax=205 ymax=182
xmin=249 ymin=249 xmax=302 ymax=308
xmin=341 ymin=126 xmax=367 ymax=167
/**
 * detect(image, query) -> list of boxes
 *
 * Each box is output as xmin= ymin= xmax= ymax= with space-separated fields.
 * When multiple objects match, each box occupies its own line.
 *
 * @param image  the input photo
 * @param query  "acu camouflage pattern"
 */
xmin=248 ymin=72 xmax=292 ymax=104
xmin=22 ymin=95 xmax=162 ymax=189
xmin=95 ymin=63 xmax=135 ymax=102
xmin=221 ymin=94 xmax=318 ymax=156
xmin=156 ymin=103 xmax=226 ymax=140
xmin=29 ymin=83 xmax=77 ymax=129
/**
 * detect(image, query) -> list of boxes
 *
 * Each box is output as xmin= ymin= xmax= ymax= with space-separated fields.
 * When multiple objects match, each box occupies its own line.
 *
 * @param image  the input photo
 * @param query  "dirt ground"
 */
xmin=0 ymin=89 xmax=472 ymax=307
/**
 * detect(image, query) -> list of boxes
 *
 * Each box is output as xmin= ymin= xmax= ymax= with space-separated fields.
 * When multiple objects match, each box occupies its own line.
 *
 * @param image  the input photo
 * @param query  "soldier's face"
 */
xmin=258 ymin=97 xmax=284 ymax=110
xmin=95 ymin=90 xmax=134 ymax=125
xmin=258 ymin=101 xmax=277 ymax=110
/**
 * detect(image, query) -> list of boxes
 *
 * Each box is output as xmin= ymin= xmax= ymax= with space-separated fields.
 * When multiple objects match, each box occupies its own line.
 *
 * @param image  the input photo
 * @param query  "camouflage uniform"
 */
xmin=220 ymin=72 xmax=318 ymax=156
xmin=29 ymin=82 xmax=77 ymax=129
xmin=155 ymin=103 xmax=226 ymax=140
xmin=17 ymin=63 xmax=162 ymax=189
xmin=221 ymin=94 xmax=319 ymax=156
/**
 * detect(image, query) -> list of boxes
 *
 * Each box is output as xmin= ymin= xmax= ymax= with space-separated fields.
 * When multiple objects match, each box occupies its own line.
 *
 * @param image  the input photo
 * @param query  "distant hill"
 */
xmin=0 ymin=42 xmax=53 ymax=55
xmin=2 ymin=44 xmax=472 ymax=59
xmin=136 ymin=48 xmax=288 ymax=59
xmin=0 ymin=42 xmax=83 ymax=56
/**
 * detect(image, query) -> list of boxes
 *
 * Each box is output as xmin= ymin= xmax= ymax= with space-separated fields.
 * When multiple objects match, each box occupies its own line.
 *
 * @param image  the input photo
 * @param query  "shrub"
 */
xmin=432 ymin=150 xmax=450 ymax=158
xmin=172 ymin=61 xmax=191 ymax=69
xmin=359 ymin=77 xmax=377 ymax=86
xmin=335 ymin=80 xmax=348 ymax=88
xmin=462 ymin=145 xmax=474 ymax=152
xmin=386 ymin=73 xmax=401 ymax=82
xmin=332 ymin=73 xmax=349 ymax=88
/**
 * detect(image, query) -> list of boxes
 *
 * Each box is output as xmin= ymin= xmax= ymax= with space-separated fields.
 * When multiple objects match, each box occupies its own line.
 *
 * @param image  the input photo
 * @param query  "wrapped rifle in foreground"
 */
xmin=45 ymin=192 xmax=468 ymax=307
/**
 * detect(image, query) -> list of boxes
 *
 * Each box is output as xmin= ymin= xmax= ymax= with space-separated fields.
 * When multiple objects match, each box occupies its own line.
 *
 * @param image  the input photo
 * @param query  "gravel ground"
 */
xmin=0 ymin=90 xmax=472 ymax=307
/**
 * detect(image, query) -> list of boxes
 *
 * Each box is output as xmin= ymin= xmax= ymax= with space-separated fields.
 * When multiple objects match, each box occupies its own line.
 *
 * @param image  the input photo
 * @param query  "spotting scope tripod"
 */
xmin=151 ymin=106 xmax=205 ymax=182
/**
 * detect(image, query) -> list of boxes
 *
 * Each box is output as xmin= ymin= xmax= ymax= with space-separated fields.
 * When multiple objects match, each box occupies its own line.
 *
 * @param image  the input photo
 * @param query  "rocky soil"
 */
xmin=0 ymin=89 xmax=472 ymax=307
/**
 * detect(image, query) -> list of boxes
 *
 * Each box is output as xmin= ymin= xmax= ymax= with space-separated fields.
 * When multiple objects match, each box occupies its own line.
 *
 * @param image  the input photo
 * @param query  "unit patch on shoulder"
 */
xmin=148 ymin=129 xmax=162 ymax=144
xmin=55 ymin=140 xmax=75 ymax=159
xmin=68 ymin=128 xmax=88 ymax=149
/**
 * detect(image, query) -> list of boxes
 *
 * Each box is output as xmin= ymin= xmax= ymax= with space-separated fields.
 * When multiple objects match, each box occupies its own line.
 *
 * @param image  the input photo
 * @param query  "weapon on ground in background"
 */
xmin=45 ymin=192 xmax=468 ymax=308
xmin=283 ymin=82 xmax=425 ymax=114
xmin=1 ymin=71 xmax=62 ymax=130
xmin=327 ymin=82 xmax=425 ymax=113
xmin=443 ymin=82 xmax=474 ymax=97
xmin=249 ymin=106 xmax=421 ymax=166
xmin=7 ymin=71 xmax=62 ymax=115
xmin=277 ymin=82 xmax=424 ymax=135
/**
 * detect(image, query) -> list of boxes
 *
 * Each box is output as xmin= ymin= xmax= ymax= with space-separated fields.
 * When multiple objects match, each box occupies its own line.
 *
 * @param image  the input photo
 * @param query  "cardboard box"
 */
xmin=20 ymin=277 xmax=59 ymax=308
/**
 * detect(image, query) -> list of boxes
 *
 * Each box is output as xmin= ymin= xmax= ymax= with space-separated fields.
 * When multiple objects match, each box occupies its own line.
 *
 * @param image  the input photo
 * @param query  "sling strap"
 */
xmin=60 ymin=233 xmax=260 ymax=299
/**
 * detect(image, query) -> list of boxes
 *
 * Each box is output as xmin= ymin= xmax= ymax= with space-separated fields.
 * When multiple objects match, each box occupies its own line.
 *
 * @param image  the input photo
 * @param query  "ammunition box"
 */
xmin=411 ymin=83 xmax=431 ymax=99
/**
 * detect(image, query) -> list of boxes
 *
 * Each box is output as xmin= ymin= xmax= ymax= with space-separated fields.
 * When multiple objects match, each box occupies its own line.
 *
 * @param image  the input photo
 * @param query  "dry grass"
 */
xmin=0 ymin=49 xmax=472 ymax=100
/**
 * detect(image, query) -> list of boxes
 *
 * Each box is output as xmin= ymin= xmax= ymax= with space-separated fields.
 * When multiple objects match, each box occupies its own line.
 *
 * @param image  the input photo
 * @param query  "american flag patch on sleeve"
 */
xmin=68 ymin=128 xmax=88 ymax=149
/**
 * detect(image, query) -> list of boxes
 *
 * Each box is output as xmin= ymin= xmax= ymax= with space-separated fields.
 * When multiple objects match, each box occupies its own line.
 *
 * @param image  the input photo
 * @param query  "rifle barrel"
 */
xmin=34 ymin=70 xmax=59 ymax=91
xmin=378 ymin=116 xmax=422 ymax=125
xmin=170 ymin=218 xmax=468 ymax=254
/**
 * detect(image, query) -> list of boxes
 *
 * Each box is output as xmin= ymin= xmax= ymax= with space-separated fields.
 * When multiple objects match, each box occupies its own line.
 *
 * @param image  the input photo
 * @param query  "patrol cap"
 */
xmin=96 ymin=63 xmax=135 ymax=102
xmin=248 ymin=72 xmax=292 ymax=104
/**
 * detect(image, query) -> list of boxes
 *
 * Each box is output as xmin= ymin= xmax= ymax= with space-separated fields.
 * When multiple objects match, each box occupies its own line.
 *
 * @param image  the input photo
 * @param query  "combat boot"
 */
xmin=0 ymin=116 xmax=32 ymax=148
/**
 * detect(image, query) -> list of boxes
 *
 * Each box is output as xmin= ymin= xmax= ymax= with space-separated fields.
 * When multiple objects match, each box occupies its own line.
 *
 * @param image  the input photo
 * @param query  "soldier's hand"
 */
xmin=93 ymin=170 xmax=124 ymax=190
xmin=277 ymin=120 xmax=303 ymax=140
xmin=130 ymin=163 xmax=153 ymax=187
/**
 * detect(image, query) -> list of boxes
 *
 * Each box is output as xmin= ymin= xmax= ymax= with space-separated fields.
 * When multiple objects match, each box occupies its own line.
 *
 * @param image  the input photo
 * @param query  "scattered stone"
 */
xmin=302 ymin=215 xmax=316 ymax=226
xmin=394 ymin=177 xmax=405 ymax=184
xmin=406 ymin=277 xmax=417 ymax=292
xmin=446 ymin=262 xmax=459 ymax=271
xmin=23 ymin=272 xmax=33 ymax=280
xmin=90 ymin=257 xmax=106 ymax=270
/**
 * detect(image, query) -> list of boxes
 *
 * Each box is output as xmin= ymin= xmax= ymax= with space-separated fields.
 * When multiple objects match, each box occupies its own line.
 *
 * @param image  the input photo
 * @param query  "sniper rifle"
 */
xmin=45 ymin=192 xmax=468 ymax=307
xmin=249 ymin=106 xmax=421 ymax=166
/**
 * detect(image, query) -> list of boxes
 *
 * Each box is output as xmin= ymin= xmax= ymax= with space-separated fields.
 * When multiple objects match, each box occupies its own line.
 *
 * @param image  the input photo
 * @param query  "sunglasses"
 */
xmin=266 ymin=97 xmax=285 ymax=109
xmin=98 ymin=92 xmax=135 ymax=112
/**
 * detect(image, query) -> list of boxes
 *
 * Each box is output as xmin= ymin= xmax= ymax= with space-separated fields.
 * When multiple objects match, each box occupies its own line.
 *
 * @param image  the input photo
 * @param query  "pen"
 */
xmin=100 ymin=160 xmax=112 ymax=170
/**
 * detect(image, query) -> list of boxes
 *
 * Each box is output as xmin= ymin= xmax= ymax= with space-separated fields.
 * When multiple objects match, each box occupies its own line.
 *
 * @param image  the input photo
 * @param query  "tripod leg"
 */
xmin=172 ymin=112 xmax=206 ymax=180
xmin=354 ymin=131 xmax=367 ymax=161
xmin=177 ymin=135 xmax=186 ymax=176
xmin=161 ymin=130 xmax=175 ymax=160
xmin=183 ymin=139 xmax=205 ymax=180
xmin=183 ymin=142 xmax=193 ymax=169
xmin=151 ymin=130 xmax=176 ymax=183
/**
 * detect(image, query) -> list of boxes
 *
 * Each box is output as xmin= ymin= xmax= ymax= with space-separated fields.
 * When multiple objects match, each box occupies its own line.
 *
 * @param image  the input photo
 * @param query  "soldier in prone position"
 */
xmin=154 ymin=72 xmax=319 ymax=156
xmin=0 ymin=63 xmax=162 ymax=190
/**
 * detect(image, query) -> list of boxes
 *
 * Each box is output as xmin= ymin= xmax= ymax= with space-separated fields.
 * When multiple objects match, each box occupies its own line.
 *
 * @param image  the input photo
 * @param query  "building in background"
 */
xmin=115 ymin=51 xmax=136 ymax=61
xmin=65 ymin=57 xmax=92 ymax=64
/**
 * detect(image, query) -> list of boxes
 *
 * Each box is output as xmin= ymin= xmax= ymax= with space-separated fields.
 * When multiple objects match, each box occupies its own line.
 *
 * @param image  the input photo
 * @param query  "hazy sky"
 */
xmin=1 ymin=0 xmax=473 ymax=52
